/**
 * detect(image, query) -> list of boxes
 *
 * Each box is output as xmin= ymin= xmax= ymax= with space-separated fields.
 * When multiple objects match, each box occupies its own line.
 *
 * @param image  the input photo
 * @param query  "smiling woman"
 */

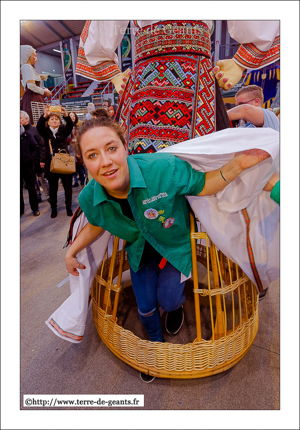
xmin=65 ymin=110 xmax=271 ymax=363
xmin=37 ymin=104 xmax=74 ymax=218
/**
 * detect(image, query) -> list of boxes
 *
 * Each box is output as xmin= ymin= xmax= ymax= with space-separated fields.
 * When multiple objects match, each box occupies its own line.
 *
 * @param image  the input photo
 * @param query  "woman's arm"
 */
xmin=65 ymin=222 xmax=104 ymax=276
xmin=198 ymin=149 xmax=271 ymax=196
xmin=36 ymin=114 xmax=49 ymax=137
xmin=61 ymin=108 xmax=74 ymax=137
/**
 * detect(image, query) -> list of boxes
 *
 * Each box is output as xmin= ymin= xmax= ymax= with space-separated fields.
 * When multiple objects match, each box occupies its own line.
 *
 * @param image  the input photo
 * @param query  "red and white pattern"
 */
xmin=234 ymin=36 xmax=280 ymax=70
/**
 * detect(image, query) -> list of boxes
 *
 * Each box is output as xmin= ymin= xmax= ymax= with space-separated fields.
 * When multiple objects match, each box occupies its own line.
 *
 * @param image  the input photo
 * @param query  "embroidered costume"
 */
xmin=76 ymin=20 xmax=280 ymax=154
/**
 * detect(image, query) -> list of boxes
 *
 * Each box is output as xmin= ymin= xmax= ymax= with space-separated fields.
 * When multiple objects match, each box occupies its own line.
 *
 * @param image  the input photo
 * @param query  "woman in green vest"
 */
xmin=65 ymin=112 xmax=270 ymax=351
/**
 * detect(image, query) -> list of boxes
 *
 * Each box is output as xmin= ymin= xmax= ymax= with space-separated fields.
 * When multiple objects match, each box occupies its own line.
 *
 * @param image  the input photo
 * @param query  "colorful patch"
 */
xmin=144 ymin=208 xmax=159 ymax=219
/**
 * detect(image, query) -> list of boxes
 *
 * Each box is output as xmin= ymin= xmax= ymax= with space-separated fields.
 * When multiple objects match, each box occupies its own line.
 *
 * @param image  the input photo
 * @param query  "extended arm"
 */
xmin=227 ymin=104 xmax=264 ymax=127
xmin=198 ymin=149 xmax=270 ymax=196
xmin=65 ymin=222 xmax=104 ymax=276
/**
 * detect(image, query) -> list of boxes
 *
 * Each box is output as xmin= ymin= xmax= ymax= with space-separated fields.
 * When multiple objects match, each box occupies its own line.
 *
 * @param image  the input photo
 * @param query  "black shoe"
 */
xmin=37 ymin=196 xmax=42 ymax=203
xmin=259 ymin=288 xmax=268 ymax=301
xmin=33 ymin=210 xmax=40 ymax=216
xmin=72 ymin=183 xmax=79 ymax=188
xmin=140 ymin=372 xmax=155 ymax=383
xmin=165 ymin=306 xmax=184 ymax=335
xmin=51 ymin=209 xmax=57 ymax=218
xmin=67 ymin=208 xmax=73 ymax=217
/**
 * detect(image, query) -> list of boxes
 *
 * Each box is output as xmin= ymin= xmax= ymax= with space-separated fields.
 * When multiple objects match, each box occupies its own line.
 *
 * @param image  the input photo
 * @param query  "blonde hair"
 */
xmin=235 ymin=85 xmax=264 ymax=105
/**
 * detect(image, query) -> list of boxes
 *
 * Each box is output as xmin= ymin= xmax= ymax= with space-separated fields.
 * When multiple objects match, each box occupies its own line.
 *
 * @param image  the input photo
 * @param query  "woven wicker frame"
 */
xmin=91 ymin=213 xmax=259 ymax=378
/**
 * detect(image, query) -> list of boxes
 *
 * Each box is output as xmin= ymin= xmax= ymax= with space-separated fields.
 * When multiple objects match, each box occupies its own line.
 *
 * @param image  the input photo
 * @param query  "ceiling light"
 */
xmin=53 ymin=49 xmax=61 ymax=53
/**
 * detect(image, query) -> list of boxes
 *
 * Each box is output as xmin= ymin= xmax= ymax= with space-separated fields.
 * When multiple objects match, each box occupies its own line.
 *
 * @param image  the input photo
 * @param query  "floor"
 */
xmin=4 ymin=183 xmax=297 ymax=429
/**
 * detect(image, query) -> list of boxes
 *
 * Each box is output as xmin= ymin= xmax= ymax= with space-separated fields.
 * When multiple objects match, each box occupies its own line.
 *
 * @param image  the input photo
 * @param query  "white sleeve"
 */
xmin=83 ymin=20 xmax=129 ymax=66
xmin=27 ymin=82 xmax=45 ymax=95
xmin=227 ymin=21 xmax=279 ymax=52
xmin=21 ymin=63 xmax=41 ymax=88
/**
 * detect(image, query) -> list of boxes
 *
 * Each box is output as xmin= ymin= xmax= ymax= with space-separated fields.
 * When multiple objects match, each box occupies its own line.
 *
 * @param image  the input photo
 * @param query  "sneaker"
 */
xmin=259 ymin=288 xmax=268 ymax=301
xmin=165 ymin=306 xmax=184 ymax=335
xmin=140 ymin=372 xmax=155 ymax=383
xmin=33 ymin=210 xmax=40 ymax=216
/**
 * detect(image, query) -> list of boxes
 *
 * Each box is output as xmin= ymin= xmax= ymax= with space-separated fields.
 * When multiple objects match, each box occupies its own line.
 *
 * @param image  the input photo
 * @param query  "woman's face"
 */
xmin=80 ymin=126 xmax=130 ymax=198
xmin=69 ymin=112 xmax=76 ymax=122
xmin=48 ymin=115 xmax=61 ymax=129
xmin=28 ymin=52 xmax=37 ymax=65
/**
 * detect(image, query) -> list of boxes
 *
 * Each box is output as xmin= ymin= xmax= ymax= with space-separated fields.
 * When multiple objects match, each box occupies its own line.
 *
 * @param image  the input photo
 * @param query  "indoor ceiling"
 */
xmin=20 ymin=20 xmax=86 ymax=56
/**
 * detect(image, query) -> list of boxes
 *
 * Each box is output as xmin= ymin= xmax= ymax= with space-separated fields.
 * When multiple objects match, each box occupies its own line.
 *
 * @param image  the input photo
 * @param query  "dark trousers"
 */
xmin=21 ymin=167 xmax=39 ymax=214
xmin=47 ymin=173 xmax=72 ymax=210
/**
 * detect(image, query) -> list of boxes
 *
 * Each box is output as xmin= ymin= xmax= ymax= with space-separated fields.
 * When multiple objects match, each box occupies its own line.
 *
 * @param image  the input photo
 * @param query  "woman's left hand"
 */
xmin=234 ymin=148 xmax=271 ymax=171
xmin=61 ymin=107 xmax=67 ymax=117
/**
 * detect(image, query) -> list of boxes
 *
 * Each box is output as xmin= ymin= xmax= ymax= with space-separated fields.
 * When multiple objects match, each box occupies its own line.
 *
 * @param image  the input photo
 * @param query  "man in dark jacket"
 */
xmin=20 ymin=125 xmax=40 ymax=216
xmin=20 ymin=110 xmax=50 ymax=203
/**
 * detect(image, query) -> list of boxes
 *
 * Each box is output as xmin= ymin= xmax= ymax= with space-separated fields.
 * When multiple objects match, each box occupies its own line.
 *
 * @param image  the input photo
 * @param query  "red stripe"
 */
xmin=242 ymin=209 xmax=263 ymax=292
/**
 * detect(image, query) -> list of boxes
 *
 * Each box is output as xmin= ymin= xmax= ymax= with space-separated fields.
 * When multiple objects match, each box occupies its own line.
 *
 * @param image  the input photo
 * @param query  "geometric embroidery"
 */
xmin=119 ymin=54 xmax=215 ymax=154
xmin=118 ymin=20 xmax=216 ymax=155
xmin=234 ymin=35 xmax=280 ymax=70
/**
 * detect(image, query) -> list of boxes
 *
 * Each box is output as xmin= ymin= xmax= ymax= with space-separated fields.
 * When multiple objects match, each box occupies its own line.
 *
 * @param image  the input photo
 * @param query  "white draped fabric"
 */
xmin=46 ymin=127 xmax=279 ymax=343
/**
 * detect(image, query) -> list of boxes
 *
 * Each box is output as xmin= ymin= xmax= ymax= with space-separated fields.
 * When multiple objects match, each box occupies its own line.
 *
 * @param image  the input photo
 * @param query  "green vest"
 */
xmin=79 ymin=153 xmax=205 ymax=276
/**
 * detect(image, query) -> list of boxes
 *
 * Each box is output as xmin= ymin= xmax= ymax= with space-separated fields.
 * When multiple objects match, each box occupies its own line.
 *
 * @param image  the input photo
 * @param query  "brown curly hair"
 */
xmin=75 ymin=110 xmax=126 ymax=157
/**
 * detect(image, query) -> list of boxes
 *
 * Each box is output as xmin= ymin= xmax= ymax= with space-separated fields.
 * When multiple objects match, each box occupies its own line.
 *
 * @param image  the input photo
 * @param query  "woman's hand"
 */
xmin=43 ymin=104 xmax=51 ymax=118
xmin=233 ymin=148 xmax=271 ymax=172
xmin=40 ymin=162 xmax=45 ymax=168
xmin=61 ymin=106 xmax=67 ymax=117
xmin=213 ymin=59 xmax=245 ymax=91
xmin=111 ymin=69 xmax=131 ymax=95
xmin=44 ymin=89 xmax=52 ymax=98
xmin=65 ymin=254 xmax=86 ymax=276
xmin=263 ymin=172 xmax=279 ymax=192
xmin=198 ymin=149 xmax=271 ymax=196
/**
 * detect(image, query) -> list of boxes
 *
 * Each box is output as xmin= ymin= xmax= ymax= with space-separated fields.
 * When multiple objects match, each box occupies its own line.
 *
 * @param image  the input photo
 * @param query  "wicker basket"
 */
xmin=91 ymin=213 xmax=259 ymax=378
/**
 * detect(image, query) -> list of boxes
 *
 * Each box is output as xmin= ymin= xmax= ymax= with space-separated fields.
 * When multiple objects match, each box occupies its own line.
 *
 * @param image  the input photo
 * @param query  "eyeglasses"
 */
xmin=236 ymin=98 xmax=258 ymax=106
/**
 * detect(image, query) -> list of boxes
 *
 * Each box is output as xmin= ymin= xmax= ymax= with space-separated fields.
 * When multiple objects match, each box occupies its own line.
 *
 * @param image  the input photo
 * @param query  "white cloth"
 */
xmin=21 ymin=63 xmax=42 ymax=89
xmin=227 ymin=20 xmax=279 ymax=52
xmin=45 ymin=127 xmax=279 ymax=343
xmin=45 ymin=214 xmax=111 ymax=343
xmin=27 ymin=82 xmax=45 ymax=95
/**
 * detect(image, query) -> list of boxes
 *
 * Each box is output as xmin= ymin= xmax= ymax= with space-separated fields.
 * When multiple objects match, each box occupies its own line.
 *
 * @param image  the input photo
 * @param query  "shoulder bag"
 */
xmin=49 ymin=139 xmax=76 ymax=174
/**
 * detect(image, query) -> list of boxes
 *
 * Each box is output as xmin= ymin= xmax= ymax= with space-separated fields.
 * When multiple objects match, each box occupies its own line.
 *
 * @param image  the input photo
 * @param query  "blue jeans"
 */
xmin=130 ymin=252 xmax=186 ymax=342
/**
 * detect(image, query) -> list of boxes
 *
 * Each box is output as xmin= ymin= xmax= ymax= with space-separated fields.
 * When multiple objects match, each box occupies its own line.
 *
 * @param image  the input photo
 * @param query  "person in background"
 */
xmin=20 ymin=110 xmax=50 ymax=203
xmin=103 ymin=99 xmax=115 ymax=117
xmin=227 ymin=85 xmax=279 ymax=131
xmin=91 ymin=108 xmax=109 ymax=119
xmin=20 ymin=45 xmax=52 ymax=124
xmin=68 ymin=112 xmax=86 ymax=188
xmin=37 ymin=105 xmax=74 ymax=218
xmin=224 ymin=103 xmax=239 ymax=128
xmin=85 ymin=102 xmax=95 ymax=120
xmin=20 ymin=124 xmax=40 ymax=217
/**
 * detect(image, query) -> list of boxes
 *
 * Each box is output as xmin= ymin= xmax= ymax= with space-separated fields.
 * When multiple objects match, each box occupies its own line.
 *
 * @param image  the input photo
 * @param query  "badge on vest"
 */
xmin=144 ymin=208 xmax=159 ymax=219
xmin=163 ymin=218 xmax=175 ymax=228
